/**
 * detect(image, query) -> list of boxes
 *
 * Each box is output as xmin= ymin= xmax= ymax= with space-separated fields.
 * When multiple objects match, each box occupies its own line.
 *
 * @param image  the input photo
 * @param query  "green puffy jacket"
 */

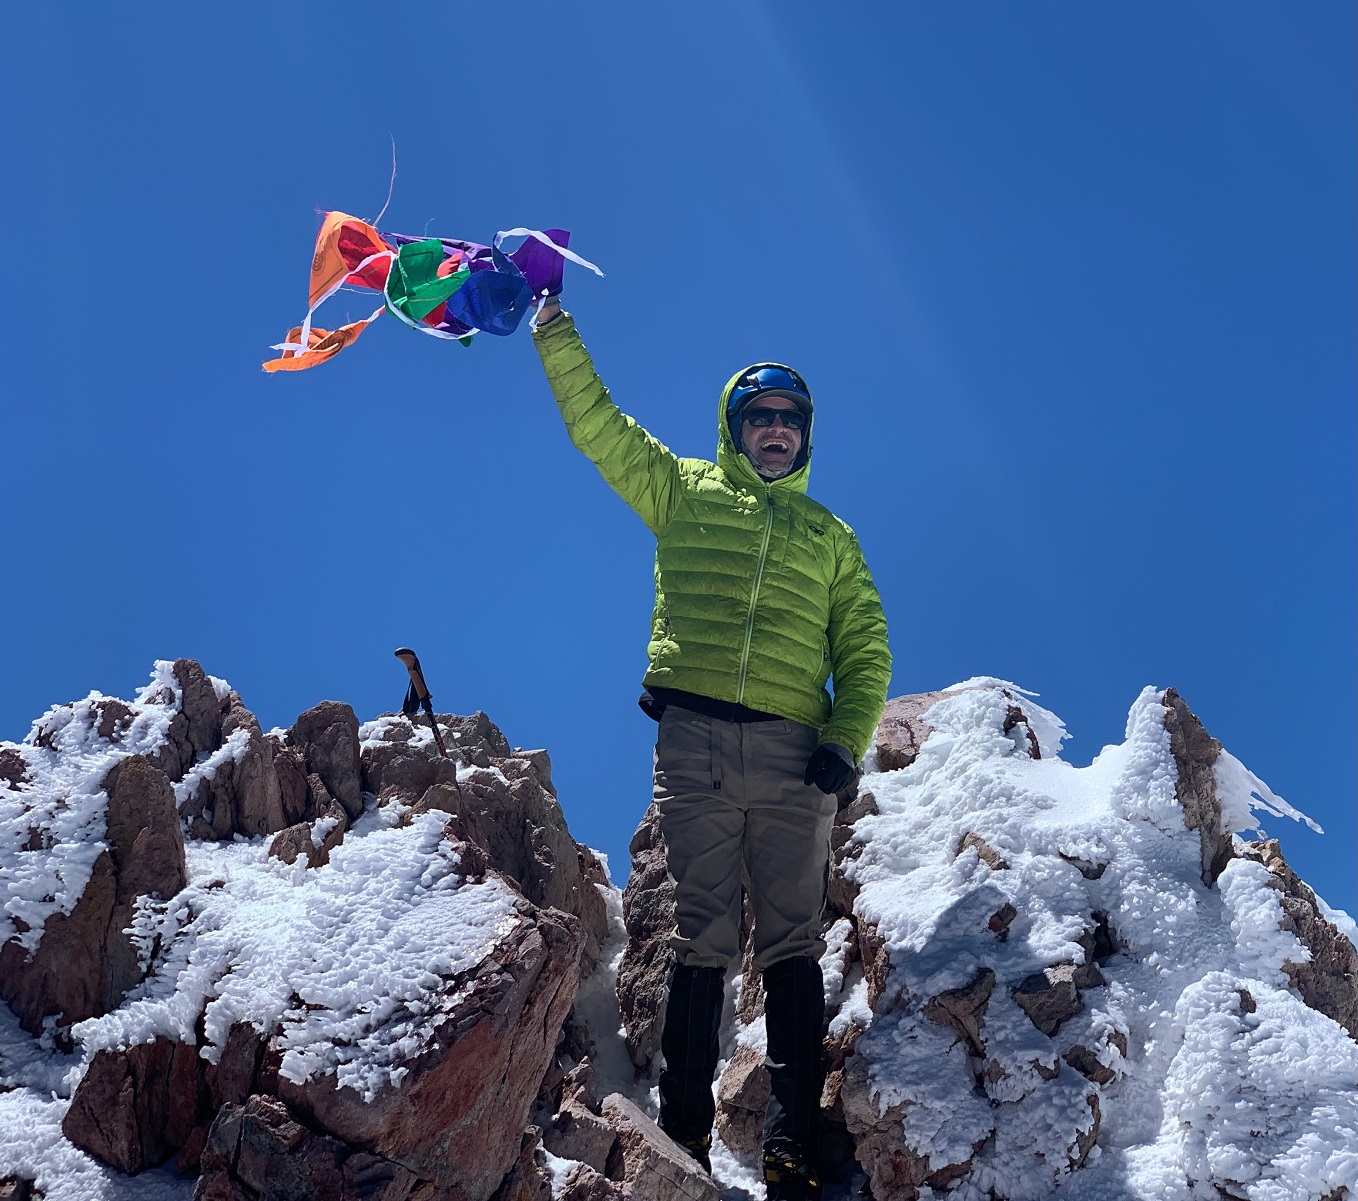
xmin=534 ymin=314 xmax=891 ymax=761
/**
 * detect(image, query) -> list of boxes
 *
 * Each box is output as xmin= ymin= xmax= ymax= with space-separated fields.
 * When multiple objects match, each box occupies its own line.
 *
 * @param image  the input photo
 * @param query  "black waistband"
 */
xmin=639 ymin=687 xmax=783 ymax=724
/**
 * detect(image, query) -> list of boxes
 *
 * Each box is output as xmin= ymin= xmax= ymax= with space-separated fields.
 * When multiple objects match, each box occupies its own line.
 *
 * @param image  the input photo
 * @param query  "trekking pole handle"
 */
xmin=394 ymin=647 xmax=431 ymax=702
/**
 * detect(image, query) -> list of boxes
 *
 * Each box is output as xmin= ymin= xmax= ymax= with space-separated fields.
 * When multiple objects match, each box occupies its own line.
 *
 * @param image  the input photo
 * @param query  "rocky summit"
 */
xmin=0 ymin=662 xmax=1353 ymax=1201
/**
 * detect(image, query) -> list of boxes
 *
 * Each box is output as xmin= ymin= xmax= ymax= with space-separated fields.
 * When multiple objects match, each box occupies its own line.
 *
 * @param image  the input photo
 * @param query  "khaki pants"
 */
xmin=654 ymin=708 xmax=837 ymax=974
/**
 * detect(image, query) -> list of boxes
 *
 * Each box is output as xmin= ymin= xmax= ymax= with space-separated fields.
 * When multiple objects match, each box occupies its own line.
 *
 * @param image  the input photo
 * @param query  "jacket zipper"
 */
xmin=736 ymin=488 xmax=775 ymax=703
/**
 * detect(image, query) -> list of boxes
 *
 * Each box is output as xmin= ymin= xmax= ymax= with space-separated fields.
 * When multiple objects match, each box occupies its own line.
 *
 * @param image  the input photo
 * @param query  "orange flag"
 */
xmin=308 ymin=211 xmax=391 ymax=308
xmin=262 ymin=318 xmax=374 ymax=373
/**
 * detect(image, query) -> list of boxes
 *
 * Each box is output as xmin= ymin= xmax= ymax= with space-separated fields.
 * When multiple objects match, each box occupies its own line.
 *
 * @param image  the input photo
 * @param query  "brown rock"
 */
xmin=873 ymin=690 xmax=957 ymax=771
xmin=859 ymin=920 xmax=893 ymax=1010
xmin=149 ymin=659 xmax=226 ymax=783
xmin=205 ymin=1021 xmax=268 ymax=1112
xmin=1163 ymin=688 xmax=1233 ymax=886
xmin=0 ymin=1178 xmax=43 ymax=1201
xmin=823 ymin=1001 xmax=867 ymax=1115
xmin=1079 ymin=912 xmax=1120 ymax=965
xmin=62 ymin=1036 xmax=201 ymax=1174
xmin=1072 ymin=1093 xmax=1101 ymax=1167
xmin=714 ymin=1042 xmax=769 ymax=1154
xmin=491 ymin=1127 xmax=552 ymax=1201
xmin=1012 ymin=964 xmax=1084 ymax=1036
xmin=411 ymin=780 xmax=464 ymax=818
xmin=1072 ymin=961 xmax=1107 ymax=990
xmin=362 ymin=713 xmax=609 ymax=973
xmin=1064 ymin=1042 xmax=1118 ymax=1085
xmin=1060 ymin=854 xmax=1107 ymax=880
xmin=829 ymin=789 xmax=879 ymax=916
xmin=267 ymin=799 xmax=348 ymax=870
xmin=514 ymin=749 xmax=557 ymax=796
xmin=100 ymin=755 xmax=190 ymax=1002
xmin=195 ymin=1095 xmax=458 ymax=1201
xmin=175 ymin=1124 xmax=210 ymax=1177
xmin=202 ymin=1095 xmax=339 ymax=1200
xmin=922 ymin=969 xmax=995 ymax=1055
xmin=1037 ymin=1057 xmax=1064 ymax=1081
xmin=363 ymin=732 xmax=461 ymax=805
xmin=988 ymin=902 xmax=1018 ymax=938
xmin=560 ymin=1060 xmax=601 ymax=1111
xmin=616 ymin=805 xmax=676 ymax=1072
xmin=454 ymin=754 xmax=609 ymax=972
xmin=957 ymin=832 xmax=1009 ymax=872
xmin=1002 ymin=704 xmax=1042 ymax=758
xmin=93 ymin=699 xmax=135 ymax=741
xmin=225 ymin=696 xmax=287 ymax=838
xmin=288 ymin=701 xmax=363 ymax=819
xmin=277 ymin=901 xmax=584 ymax=1201
xmin=193 ymin=1101 xmax=246 ymax=1201
xmin=841 ymin=1054 xmax=979 ymax=1201
xmin=0 ymin=747 xmax=30 ymax=790
xmin=178 ymin=661 xmax=226 ymax=761
xmin=557 ymin=1162 xmax=629 ymax=1201
xmin=1237 ymin=838 xmax=1358 ymax=1038
xmin=0 ymin=753 xmax=187 ymax=1036
xmin=171 ymin=691 xmax=290 ymax=843
xmin=544 ymin=1096 xmax=618 ymax=1173
xmin=0 ymin=850 xmax=116 ymax=1035
xmin=268 ymin=739 xmax=310 ymax=826
xmin=600 ymin=1094 xmax=720 ymax=1201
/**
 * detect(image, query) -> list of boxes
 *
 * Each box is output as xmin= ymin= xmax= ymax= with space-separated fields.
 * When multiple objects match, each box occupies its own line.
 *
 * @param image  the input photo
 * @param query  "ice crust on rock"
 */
xmin=3 ymin=667 xmax=1354 ymax=1201
xmin=0 ymin=663 xmax=184 ymax=952
xmin=72 ymin=810 xmax=518 ymax=1100
xmin=1 ymin=663 xmax=620 ymax=1201
xmin=836 ymin=681 xmax=1354 ymax=1201
xmin=170 ymin=726 xmax=251 ymax=811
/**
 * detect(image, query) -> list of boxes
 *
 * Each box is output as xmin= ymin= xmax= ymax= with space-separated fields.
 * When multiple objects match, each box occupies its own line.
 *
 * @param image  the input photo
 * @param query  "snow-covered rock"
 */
xmin=723 ymin=681 xmax=1354 ymax=1201
xmin=3 ymin=667 xmax=1353 ymax=1201
xmin=0 ymin=663 xmax=621 ymax=1201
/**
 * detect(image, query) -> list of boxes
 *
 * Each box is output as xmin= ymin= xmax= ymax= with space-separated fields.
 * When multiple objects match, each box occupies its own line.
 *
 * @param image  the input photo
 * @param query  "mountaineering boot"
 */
xmin=658 ymin=959 xmax=725 ymax=1173
xmin=762 ymin=956 xmax=826 ymax=1198
xmin=762 ymin=1146 xmax=822 ymax=1201
xmin=675 ymin=1132 xmax=713 ymax=1174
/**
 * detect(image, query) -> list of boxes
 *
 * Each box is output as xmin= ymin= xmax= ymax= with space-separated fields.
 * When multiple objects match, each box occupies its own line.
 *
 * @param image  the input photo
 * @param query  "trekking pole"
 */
xmin=394 ymin=647 xmax=450 ymax=759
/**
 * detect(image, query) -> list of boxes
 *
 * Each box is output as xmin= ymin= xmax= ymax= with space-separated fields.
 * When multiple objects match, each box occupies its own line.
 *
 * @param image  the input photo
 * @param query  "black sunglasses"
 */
xmin=743 ymin=407 xmax=807 ymax=431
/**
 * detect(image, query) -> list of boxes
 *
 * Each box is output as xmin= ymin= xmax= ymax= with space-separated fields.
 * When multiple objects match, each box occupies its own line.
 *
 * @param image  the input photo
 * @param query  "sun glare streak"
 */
xmin=731 ymin=0 xmax=992 ymax=451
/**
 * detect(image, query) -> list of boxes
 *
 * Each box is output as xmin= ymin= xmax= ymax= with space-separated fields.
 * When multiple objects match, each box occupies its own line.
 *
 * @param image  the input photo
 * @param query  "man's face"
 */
xmin=741 ymin=396 xmax=805 ymax=480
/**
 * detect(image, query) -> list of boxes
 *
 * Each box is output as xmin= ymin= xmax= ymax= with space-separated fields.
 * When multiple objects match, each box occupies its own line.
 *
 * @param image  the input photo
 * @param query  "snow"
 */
xmin=0 ymin=1003 xmax=192 ymax=1200
xmin=309 ymin=812 xmax=341 ymax=848
xmin=3 ymin=669 xmax=1354 ymax=1200
xmin=1 ymin=662 xmax=184 ymax=950
xmin=0 ymin=1087 xmax=192 ymax=1201
xmin=172 ymin=726 xmax=250 ymax=810
xmin=569 ymin=871 xmax=638 ymax=1100
xmin=830 ymin=681 xmax=1355 ymax=1201
xmin=72 ymin=811 xmax=520 ymax=1103
xmin=359 ymin=713 xmax=462 ymax=755
xmin=1150 ymin=971 xmax=1358 ymax=1201
xmin=0 ymin=664 xmax=536 ymax=1195
xmin=1216 ymin=746 xmax=1323 ymax=835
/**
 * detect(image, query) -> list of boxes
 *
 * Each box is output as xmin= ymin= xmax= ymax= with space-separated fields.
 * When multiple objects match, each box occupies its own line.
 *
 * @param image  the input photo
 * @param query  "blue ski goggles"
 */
xmin=725 ymin=364 xmax=813 ymax=418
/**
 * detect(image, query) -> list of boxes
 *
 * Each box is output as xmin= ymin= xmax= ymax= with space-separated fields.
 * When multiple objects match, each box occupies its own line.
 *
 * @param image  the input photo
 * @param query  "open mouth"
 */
xmin=761 ymin=438 xmax=790 ymax=454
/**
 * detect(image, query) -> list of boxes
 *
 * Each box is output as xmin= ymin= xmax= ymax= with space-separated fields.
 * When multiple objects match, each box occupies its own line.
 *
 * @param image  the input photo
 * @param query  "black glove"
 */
xmin=804 ymin=743 xmax=857 ymax=794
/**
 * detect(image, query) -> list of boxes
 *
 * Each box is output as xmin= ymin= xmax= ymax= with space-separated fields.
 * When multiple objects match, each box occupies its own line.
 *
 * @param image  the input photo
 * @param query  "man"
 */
xmin=532 ymin=295 xmax=890 ymax=1201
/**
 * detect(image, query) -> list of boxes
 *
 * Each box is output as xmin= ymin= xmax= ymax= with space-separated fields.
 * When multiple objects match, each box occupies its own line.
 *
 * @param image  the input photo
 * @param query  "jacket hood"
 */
xmin=716 ymin=370 xmax=813 ymax=494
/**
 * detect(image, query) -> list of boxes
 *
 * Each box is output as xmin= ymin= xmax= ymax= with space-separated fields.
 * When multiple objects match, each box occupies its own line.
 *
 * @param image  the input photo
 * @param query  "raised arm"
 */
xmin=532 ymin=307 xmax=683 ymax=535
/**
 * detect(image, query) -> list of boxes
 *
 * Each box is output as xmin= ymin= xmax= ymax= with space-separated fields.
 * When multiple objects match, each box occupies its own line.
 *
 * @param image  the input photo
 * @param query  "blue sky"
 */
xmin=2 ymin=3 xmax=1353 ymax=909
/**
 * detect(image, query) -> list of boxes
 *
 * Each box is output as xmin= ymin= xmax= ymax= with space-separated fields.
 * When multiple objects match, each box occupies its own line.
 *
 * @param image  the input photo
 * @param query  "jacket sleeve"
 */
xmin=533 ymin=312 xmax=682 ymax=535
xmin=820 ymin=527 xmax=892 ymax=763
